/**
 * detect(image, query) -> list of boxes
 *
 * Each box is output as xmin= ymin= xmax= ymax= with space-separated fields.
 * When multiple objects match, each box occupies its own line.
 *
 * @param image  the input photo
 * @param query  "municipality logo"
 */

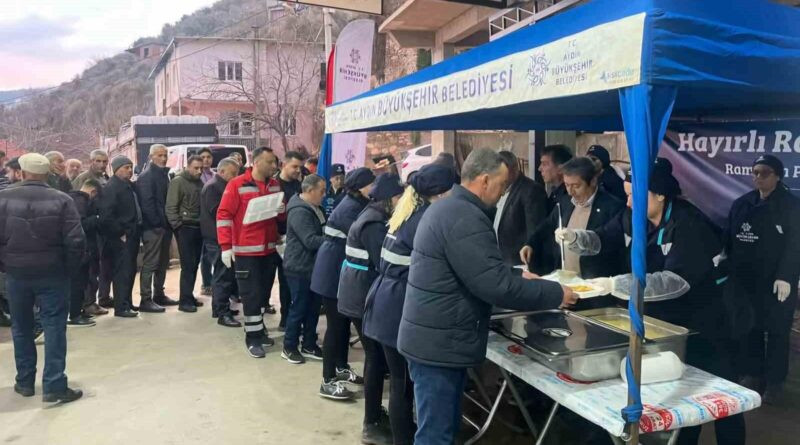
xmin=527 ymin=53 xmax=549 ymax=87
xmin=350 ymin=49 xmax=361 ymax=65
xmin=600 ymin=67 xmax=636 ymax=83
xmin=741 ymin=222 xmax=752 ymax=232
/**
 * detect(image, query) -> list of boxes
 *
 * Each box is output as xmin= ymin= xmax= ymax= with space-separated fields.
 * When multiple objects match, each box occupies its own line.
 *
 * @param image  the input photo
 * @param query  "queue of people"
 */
xmin=0 ymin=142 xmax=796 ymax=445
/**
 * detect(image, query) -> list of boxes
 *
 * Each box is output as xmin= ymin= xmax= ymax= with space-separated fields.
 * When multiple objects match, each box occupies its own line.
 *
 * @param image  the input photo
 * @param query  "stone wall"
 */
xmin=366 ymin=33 xmax=429 ymax=163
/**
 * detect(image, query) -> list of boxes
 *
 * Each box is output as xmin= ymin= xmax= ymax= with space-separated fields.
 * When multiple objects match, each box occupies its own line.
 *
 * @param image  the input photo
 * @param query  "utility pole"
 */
xmin=323 ymin=8 xmax=333 ymax=67
xmin=252 ymin=26 xmax=262 ymax=148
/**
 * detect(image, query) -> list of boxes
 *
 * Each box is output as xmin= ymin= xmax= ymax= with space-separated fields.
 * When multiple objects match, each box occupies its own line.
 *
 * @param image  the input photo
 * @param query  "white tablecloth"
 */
xmin=485 ymin=332 xmax=762 ymax=437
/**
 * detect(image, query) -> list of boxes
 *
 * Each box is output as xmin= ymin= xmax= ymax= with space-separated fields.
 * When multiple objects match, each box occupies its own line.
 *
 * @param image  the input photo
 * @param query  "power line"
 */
xmin=163 ymin=7 xmax=314 ymax=66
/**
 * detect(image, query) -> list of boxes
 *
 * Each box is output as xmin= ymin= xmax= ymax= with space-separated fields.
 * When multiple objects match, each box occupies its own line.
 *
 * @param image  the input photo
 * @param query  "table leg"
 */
xmin=464 ymin=379 xmax=508 ymax=445
xmin=609 ymin=434 xmax=626 ymax=445
xmin=666 ymin=429 xmax=680 ymax=445
xmin=535 ymin=401 xmax=560 ymax=445
xmin=468 ymin=367 xmax=495 ymax=407
xmin=500 ymin=368 xmax=539 ymax=439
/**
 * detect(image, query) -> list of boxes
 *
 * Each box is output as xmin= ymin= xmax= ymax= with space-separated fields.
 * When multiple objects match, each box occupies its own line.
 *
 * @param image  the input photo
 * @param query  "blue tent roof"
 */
xmin=326 ymin=0 xmax=800 ymax=133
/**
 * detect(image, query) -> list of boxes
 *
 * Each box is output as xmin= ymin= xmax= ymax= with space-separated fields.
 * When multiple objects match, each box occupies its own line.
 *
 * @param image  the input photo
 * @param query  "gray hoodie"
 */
xmin=284 ymin=193 xmax=326 ymax=279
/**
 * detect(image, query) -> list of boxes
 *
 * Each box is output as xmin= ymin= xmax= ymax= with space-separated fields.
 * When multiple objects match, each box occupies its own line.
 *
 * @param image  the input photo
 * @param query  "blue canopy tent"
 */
xmin=322 ymin=0 xmax=800 ymax=440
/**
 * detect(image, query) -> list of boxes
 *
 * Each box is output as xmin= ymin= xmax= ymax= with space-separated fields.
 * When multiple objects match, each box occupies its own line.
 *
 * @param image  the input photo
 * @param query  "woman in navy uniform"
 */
xmin=362 ymin=164 xmax=455 ymax=445
xmin=323 ymin=164 xmax=346 ymax=217
xmin=724 ymin=155 xmax=800 ymax=403
xmin=311 ymin=167 xmax=374 ymax=400
xmin=560 ymin=159 xmax=745 ymax=445
xmin=337 ymin=174 xmax=405 ymax=444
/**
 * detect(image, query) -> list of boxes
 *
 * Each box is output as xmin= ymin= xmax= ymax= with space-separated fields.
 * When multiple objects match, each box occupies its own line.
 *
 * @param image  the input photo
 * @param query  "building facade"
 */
xmin=149 ymin=37 xmax=324 ymax=155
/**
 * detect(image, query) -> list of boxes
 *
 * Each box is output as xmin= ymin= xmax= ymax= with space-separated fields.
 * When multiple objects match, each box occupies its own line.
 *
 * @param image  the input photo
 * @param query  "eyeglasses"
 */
xmin=752 ymin=169 xmax=775 ymax=179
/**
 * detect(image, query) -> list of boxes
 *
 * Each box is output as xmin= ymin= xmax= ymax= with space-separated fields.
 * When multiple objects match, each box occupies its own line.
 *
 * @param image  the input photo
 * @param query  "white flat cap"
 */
xmin=19 ymin=153 xmax=51 ymax=175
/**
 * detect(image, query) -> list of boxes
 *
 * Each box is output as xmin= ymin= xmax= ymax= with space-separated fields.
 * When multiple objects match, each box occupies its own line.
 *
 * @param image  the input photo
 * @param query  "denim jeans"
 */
xmin=284 ymin=275 xmax=321 ymax=351
xmin=7 ymin=273 xmax=70 ymax=394
xmin=407 ymin=359 xmax=467 ymax=445
xmin=200 ymin=242 xmax=213 ymax=288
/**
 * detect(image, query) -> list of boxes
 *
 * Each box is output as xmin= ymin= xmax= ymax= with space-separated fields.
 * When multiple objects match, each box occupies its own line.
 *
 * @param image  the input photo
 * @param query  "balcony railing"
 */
xmin=489 ymin=0 xmax=586 ymax=41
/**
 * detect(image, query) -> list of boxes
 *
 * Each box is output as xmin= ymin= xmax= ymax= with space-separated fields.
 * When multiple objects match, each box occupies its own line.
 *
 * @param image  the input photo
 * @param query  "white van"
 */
xmin=166 ymin=144 xmax=249 ymax=175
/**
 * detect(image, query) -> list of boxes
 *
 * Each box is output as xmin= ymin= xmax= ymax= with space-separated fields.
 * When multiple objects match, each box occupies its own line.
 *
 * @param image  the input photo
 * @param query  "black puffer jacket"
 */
xmin=68 ymin=190 xmax=100 ymax=261
xmin=98 ymin=175 xmax=141 ymax=238
xmin=397 ymin=185 xmax=564 ymax=368
xmin=0 ymin=181 xmax=85 ymax=276
xmin=284 ymin=194 xmax=326 ymax=279
xmin=135 ymin=163 xmax=170 ymax=230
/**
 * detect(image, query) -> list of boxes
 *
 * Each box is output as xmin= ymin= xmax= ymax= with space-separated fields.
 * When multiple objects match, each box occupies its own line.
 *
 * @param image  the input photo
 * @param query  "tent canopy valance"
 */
xmin=321 ymin=0 xmax=800 ymax=441
xmin=325 ymin=0 xmax=800 ymax=134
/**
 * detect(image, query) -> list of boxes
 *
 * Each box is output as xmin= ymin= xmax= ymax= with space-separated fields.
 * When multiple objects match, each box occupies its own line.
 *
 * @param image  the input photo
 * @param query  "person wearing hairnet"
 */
xmin=556 ymin=158 xmax=746 ymax=445
xmin=723 ymin=155 xmax=800 ymax=404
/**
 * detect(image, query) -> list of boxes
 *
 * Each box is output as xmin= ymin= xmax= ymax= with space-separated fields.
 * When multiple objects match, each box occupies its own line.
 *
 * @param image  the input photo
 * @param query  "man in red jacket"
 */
xmin=217 ymin=147 xmax=286 ymax=358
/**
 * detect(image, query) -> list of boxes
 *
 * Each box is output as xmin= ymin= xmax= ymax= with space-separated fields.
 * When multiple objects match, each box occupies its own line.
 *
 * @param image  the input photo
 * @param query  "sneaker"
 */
xmin=336 ymin=366 xmax=364 ymax=386
xmin=43 ymin=387 xmax=83 ymax=404
xmin=281 ymin=348 xmax=305 ymax=364
xmin=247 ymin=342 xmax=266 ymax=359
xmin=319 ymin=379 xmax=354 ymax=401
xmin=33 ymin=327 xmax=44 ymax=342
xmin=67 ymin=317 xmax=96 ymax=327
xmin=264 ymin=305 xmax=277 ymax=315
xmin=262 ymin=336 xmax=275 ymax=348
xmin=301 ymin=345 xmax=323 ymax=361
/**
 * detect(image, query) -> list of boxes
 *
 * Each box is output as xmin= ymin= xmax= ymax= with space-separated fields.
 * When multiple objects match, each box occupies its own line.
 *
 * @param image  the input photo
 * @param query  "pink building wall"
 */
xmin=154 ymin=38 xmax=323 ymax=155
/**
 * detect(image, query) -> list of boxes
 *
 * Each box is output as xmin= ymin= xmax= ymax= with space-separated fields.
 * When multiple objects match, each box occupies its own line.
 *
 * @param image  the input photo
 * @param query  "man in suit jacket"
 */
xmin=522 ymin=157 xmax=625 ymax=279
xmin=495 ymin=151 xmax=548 ymax=265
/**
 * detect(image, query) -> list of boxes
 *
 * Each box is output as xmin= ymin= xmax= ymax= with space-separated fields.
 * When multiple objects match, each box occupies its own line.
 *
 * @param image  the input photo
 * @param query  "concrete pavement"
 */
xmin=0 ymin=265 xmax=798 ymax=444
xmin=0 ymin=267 xmax=364 ymax=445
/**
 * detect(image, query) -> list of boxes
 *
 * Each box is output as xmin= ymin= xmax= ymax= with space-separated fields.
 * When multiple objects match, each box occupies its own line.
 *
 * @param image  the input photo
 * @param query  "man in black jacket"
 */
xmin=67 ymin=179 xmax=102 ymax=327
xmin=43 ymin=151 xmax=72 ymax=193
xmin=201 ymin=158 xmax=241 ymax=327
xmin=135 ymin=144 xmax=177 ymax=313
xmin=274 ymin=150 xmax=305 ymax=328
xmin=587 ymin=144 xmax=626 ymax=201
xmin=0 ymin=153 xmax=85 ymax=404
xmin=397 ymin=148 xmax=576 ymax=445
xmin=538 ymin=144 xmax=573 ymax=213
xmin=98 ymin=156 xmax=141 ymax=318
xmin=496 ymin=151 xmax=548 ymax=265
xmin=0 ymin=157 xmax=20 ymax=326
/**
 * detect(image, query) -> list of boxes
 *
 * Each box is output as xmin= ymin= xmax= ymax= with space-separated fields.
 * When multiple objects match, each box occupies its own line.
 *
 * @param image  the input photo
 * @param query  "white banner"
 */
xmin=332 ymin=19 xmax=375 ymax=170
xmin=326 ymin=13 xmax=646 ymax=133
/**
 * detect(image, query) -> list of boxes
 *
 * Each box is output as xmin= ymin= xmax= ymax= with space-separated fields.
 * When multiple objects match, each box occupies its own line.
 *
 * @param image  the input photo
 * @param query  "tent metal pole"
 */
xmin=625 ymin=282 xmax=645 ymax=445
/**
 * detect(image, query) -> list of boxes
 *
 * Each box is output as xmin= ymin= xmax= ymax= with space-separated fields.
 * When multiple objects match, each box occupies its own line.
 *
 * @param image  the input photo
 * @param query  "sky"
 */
xmin=0 ymin=0 xmax=219 ymax=90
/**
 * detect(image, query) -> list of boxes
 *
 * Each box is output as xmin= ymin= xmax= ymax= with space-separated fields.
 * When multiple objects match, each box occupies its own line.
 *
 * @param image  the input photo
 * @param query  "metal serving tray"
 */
xmin=491 ymin=309 xmax=690 ymax=381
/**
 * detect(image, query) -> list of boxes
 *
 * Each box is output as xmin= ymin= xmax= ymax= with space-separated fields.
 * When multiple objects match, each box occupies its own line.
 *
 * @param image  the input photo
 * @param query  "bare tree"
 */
xmin=190 ymin=39 xmax=324 ymax=154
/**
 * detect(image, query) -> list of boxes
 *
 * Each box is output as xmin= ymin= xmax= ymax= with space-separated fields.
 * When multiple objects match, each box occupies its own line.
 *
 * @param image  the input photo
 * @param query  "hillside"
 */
xmin=0 ymin=0 xmax=301 ymax=159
